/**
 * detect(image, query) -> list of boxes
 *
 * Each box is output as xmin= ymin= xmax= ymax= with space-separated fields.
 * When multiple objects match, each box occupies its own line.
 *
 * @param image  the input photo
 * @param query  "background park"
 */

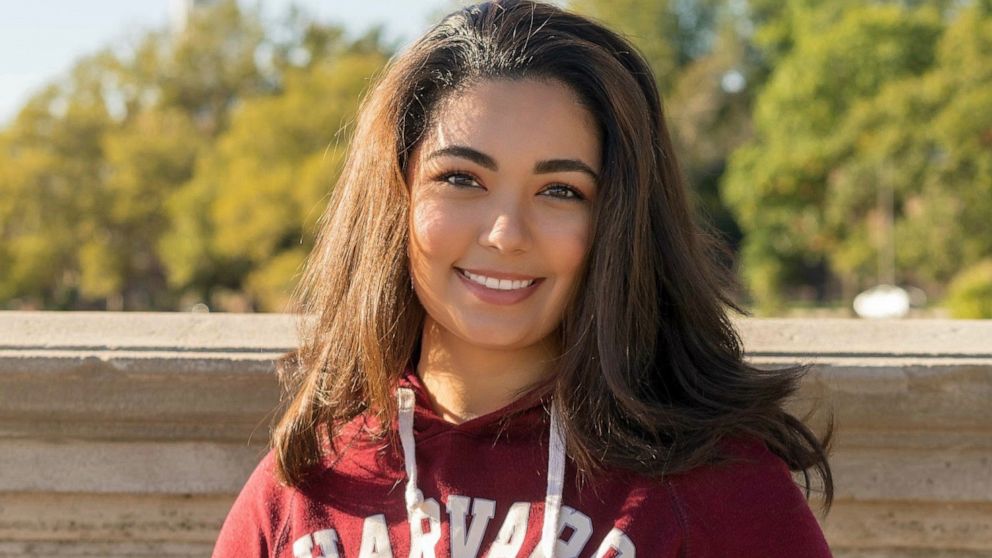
xmin=2 ymin=0 xmax=990 ymax=317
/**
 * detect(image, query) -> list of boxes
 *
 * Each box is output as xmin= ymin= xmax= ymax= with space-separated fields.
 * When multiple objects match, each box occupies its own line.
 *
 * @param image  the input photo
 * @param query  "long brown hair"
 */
xmin=274 ymin=0 xmax=833 ymax=510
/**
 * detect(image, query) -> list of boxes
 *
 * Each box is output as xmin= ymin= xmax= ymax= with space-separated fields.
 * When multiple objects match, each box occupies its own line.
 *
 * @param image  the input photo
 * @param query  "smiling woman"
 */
xmin=212 ymin=1 xmax=834 ymax=557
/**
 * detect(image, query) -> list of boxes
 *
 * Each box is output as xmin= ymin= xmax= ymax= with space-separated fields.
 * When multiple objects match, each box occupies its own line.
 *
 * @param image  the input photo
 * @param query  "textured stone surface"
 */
xmin=0 ymin=541 xmax=216 ymax=557
xmin=0 ymin=440 xmax=263 ymax=493
xmin=737 ymin=318 xmax=992 ymax=358
xmin=0 ymin=312 xmax=286 ymax=443
xmin=0 ymin=493 xmax=231 ymax=542
xmin=0 ymin=312 xmax=990 ymax=557
xmin=0 ymin=311 xmax=297 ymax=351
xmin=822 ymin=500 xmax=992 ymax=550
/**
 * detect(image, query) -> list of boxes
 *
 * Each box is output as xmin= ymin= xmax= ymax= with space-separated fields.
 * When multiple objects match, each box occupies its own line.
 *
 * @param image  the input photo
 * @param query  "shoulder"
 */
xmin=663 ymin=437 xmax=832 ymax=557
xmin=212 ymin=450 xmax=296 ymax=558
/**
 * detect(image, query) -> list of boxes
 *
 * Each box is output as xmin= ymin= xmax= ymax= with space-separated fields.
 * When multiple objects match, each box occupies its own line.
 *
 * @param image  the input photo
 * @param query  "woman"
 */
xmin=214 ymin=1 xmax=834 ymax=556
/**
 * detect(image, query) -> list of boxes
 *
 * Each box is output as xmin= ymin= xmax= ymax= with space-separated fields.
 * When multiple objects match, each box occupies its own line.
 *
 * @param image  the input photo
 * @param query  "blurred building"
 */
xmin=170 ymin=0 xmax=219 ymax=32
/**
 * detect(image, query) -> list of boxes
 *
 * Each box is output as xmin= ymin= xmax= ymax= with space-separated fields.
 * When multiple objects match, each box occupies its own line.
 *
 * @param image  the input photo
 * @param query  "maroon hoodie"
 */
xmin=213 ymin=370 xmax=832 ymax=557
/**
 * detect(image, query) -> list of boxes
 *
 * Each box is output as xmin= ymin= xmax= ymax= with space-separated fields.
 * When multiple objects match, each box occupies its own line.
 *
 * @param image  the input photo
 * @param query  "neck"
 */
xmin=415 ymin=317 xmax=557 ymax=424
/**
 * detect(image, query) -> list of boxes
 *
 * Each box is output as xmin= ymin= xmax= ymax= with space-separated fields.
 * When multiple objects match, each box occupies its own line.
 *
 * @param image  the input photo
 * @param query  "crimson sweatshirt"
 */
xmin=213 ymin=370 xmax=832 ymax=557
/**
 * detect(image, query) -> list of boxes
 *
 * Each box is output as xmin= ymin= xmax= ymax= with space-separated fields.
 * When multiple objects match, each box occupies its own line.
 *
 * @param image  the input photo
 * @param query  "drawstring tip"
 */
xmin=405 ymin=487 xmax=424 ymax=512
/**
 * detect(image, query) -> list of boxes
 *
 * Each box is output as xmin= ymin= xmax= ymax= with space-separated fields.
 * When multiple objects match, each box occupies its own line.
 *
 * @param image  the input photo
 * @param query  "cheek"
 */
xmin=540 ymin=214 xmax=592 ymax=276
xmin=409 ymin=196 xmax=470 ymax=273
xmin=410 ymin=199 xmax=444 ymax=258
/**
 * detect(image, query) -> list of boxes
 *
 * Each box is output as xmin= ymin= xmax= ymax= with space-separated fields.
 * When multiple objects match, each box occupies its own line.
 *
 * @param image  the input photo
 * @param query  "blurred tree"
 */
xmin=89 ymin=109 xmax=204 ymax=308
xmin=721 ymin=3 xmax=947 ymax=311
xmin=4 ymin=0 xmax=988 ymax=315
xmin=159 ymin=0 xmax=269 ymax=134
xmin=0 ymin=56 xmax=118 ymax=309
xmin=160 ymin=34 xmax=390 ymax=311
xmin=0 ymin=1 xmax=389 ymax=310
xmin=946 ymin=260 xmax=992 ymax=319
xmin=827 ymin=3 xmax=992 ymax=295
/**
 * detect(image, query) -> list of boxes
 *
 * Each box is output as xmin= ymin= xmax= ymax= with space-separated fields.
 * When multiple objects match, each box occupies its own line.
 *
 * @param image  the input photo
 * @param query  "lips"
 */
xmin=454 ymin=267 xmax=544 ymax=305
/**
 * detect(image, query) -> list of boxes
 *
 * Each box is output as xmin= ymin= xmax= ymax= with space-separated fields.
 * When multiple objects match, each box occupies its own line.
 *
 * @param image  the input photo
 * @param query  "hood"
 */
xmin=395 ymin=366 xmax=566 ymax=558
xmin=396 ymin=366 xmax=552 ymax=442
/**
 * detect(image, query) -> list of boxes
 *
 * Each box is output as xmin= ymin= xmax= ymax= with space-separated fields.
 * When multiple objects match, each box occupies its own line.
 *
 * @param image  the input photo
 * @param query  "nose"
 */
xmin=479 ymin=199 xmax=532 ymax=254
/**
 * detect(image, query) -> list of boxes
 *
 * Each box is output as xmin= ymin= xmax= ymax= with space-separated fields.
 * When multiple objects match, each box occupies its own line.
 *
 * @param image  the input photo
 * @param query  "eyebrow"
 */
xmin=425 ymin=145 xmax=599 ymax=181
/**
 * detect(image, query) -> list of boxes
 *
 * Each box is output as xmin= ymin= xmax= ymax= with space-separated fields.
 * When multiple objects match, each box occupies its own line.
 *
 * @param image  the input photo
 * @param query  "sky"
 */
xmin=0 ymin=0 xmax=455 ymax=125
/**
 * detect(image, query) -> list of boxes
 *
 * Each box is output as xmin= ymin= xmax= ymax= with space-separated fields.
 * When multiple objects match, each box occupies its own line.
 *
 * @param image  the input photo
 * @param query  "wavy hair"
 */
xmin=273 ymin=0 xmax=833 ymax=510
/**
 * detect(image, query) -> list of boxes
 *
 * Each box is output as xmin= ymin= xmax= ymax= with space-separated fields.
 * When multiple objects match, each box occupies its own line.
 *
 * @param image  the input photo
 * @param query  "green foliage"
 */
xmin=719 ymin=2 xmax=992 ymax=312
xmin=159 ymin=1 xmax=269 ymax=133
xmin=3 ymin=0 xmax=990 ymax=315
xmin=162 ymin=48 xmax=387 ymax=310
xmin=0 ymin=60 xmax=118 ymax=307
xmin=945 ymin=260 xmax=992 ymax=319
xmin=0 ymin=1 xmax=391 ymax=310
xmin=81 ymin=109 xmax=205 ymax=302
xmin=243 ymin=247 xmax=308 ymax=313
xmin=826 ymin=4 xmax=992 ymax=298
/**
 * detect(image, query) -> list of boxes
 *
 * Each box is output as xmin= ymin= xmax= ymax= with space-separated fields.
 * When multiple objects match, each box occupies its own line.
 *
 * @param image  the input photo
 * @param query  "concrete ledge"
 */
xmin=0 ymin=541 xmax=216 ymax=557
xmin=1 ymin=312 xmax=990 ymax=556
xmin=737 ymin=318 xmax=992 ymax=358
xmin=825 ymin=500 xmax=992 ymax=550
xmin=0 ymin=312 xmax=288 ymax=442
xmin=0 ymin=440 xmax=263 ymax=494
xmin=0 ymin=493 xmax=231 ymax=543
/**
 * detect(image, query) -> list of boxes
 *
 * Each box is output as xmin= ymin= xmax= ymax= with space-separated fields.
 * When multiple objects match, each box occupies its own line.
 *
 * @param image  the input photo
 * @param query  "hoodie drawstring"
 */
xmin=537 ymin=397 xmax=565 ymax=558
xmin=398 ymin=387 xmax=423 ymax=511
xmin=396 ymin=387 xmax=564 ymax=558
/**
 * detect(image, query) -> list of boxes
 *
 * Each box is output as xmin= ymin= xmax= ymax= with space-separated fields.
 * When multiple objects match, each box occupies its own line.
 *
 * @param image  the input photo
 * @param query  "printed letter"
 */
xmin=485 ymin=502 xmax=531 ymax=558
xmin=410 ymin=497 xmax=443 ymax=558
xmin=292 ymin=534 xmax=313 ymax=558
xmin=359 ymin=514 xmax=394 ymax=558
xmin=593 ymin=527 xmax=635 ymax=558
xmin=293 ymin=529 xmax=341 ymax=558
xmin=528 ymin=506 xmax=593 ymax=558
xmin=448 ymin=495 xmax=496 ymax=558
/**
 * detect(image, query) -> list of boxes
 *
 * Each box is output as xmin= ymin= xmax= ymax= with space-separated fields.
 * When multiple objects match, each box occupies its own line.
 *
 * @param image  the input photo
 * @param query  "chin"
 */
xmin=452 ymin=321 xmax=545 ymax=351
xmin=462 ymin=330 xmax=537 ymax=351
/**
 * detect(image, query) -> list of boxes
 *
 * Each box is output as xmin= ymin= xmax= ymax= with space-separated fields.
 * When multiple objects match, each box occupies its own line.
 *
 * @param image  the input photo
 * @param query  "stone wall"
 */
xmin=742 ymin=320 xmax=992 ymax=557
xmin=0 ymin=312 xmax=989 ymax=557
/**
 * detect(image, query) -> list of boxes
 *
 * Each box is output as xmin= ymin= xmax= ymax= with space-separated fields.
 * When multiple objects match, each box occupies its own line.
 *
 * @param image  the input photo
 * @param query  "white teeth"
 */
xmin=462 ymin=270 xmax=536 ymax=290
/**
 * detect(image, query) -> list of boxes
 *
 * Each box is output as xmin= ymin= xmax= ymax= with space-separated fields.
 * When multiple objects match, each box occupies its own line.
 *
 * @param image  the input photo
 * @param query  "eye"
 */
xmin=541 ymin=184 xmax=585 ymax=201
xmin=437 ymin=171 xmax=482 ymax=189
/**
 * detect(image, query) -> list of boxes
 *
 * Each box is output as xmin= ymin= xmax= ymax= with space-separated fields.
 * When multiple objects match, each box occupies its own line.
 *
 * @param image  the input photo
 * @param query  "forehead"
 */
xmin=414 ymin=78 xmax=602 ymax=169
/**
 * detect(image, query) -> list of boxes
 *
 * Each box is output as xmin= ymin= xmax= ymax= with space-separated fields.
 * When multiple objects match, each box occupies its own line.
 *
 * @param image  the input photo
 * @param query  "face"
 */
xmin=406 ymin=78 xmax=601 ymax=352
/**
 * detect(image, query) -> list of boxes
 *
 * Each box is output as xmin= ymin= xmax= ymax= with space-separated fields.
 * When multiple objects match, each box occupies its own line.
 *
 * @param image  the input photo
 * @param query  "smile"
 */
xmin=457 ymin=268 xmax=538 ymax=291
